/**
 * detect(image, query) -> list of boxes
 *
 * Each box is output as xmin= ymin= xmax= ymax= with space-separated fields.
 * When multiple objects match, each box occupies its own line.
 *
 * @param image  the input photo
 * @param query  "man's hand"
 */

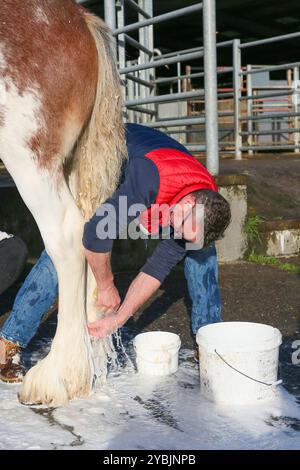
xmin=96 ymin=284 xmax=121 ymax=315
xmin=88 ymin=272 xmax=161 ymax=339
xmin=88 ymin=314 xmax=121 ymax=338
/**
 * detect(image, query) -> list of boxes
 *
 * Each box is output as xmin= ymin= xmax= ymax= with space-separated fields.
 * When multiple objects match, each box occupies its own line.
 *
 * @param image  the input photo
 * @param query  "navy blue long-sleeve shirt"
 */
xmin=83 ymin=124 xmax=191 ymax=283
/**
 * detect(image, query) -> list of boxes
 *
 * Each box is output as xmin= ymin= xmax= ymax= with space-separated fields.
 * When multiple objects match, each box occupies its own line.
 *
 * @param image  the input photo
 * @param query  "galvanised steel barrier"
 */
xmin=78 ymin=2 xmax=300 ymax=162
xmin=80 ymin=0 xmax=220 ymax=175
xmin=186 ymin=33 xmax=300 ymax=159
xmin=176 ymin=32 xmax=300 ymax=159
xmin=234 ymin=33 xmax=300 ymax=158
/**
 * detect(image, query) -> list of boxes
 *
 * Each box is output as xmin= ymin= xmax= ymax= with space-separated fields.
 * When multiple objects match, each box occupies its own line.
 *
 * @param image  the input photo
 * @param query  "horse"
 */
xmin=0 ymin=0 xmax=127 ymax=406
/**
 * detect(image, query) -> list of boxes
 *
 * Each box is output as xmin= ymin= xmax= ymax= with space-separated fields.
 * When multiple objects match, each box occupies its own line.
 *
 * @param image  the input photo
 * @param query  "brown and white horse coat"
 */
xmin=0 ymin=0 xmax=126 ymax=406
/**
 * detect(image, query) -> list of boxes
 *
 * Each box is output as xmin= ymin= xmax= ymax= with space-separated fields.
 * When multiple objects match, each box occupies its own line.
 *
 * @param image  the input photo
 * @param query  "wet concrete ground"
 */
xmin=0 ymin=155 xmax=299 ymax=408
xmin=120 ymin=259 xmax=300 ymax=347
xmin=1 ymin=257 xmax=299 ymax=390
xmin=0 ymin=244 xmax=299 ymax=450
xmin=1 ymin=257 xmax=299 ymax=348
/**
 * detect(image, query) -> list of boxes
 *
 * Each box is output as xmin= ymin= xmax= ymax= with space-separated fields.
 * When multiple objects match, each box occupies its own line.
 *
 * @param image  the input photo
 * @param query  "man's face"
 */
xmin=169 ymin=195 xmax=204 ymax=247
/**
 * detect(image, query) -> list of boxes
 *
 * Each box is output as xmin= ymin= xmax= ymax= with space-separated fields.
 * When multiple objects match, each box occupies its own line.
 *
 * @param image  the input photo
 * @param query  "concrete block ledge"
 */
xmin=260 ymin=219 xmax=300 ymax=257
xmin=215 ymin=174 xmax=248 ymax=262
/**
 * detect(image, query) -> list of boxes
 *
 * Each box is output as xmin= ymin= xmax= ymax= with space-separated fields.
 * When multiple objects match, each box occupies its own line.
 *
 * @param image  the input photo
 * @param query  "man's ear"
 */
xmin=184 ymin=194 xmax=197 ymax=208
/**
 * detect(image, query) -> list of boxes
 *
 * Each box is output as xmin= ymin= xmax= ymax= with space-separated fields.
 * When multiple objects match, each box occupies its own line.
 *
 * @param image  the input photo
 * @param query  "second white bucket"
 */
xmin=133 ymin=331 xmax=181 ymax=376
xmin=196 ymin=322 xmax=282 ymax=405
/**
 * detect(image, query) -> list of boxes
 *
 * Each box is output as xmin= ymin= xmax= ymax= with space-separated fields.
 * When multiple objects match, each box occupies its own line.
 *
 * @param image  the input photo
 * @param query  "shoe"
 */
xmin=0 ymin=338 xmax=24 ymax=383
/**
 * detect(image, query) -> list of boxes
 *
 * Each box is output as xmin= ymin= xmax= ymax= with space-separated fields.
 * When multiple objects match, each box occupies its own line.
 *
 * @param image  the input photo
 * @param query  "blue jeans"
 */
xmin=184 ymin=245 xmax=221 ymax=335
xmin=0 ymin=250 xmax=58 ymax=348
xmin=0 ymin=246 xmax=221 ymax=347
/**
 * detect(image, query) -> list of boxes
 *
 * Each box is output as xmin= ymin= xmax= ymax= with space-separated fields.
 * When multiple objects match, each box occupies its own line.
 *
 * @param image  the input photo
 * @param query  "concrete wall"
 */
xmin=157 ymin=102 xmax=188 ymax=145
xmin=216 ymin=175 xmax=248 ymax=262
xmin=251 ymin=219 xmax=300 ymax=257
xmin=266 ymin=229 xmax=300 ymax=256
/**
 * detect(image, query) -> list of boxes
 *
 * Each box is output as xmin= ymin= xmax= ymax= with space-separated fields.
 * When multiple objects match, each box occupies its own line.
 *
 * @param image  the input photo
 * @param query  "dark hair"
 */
xmin=192 ymin=189 xmax=231 ymax=247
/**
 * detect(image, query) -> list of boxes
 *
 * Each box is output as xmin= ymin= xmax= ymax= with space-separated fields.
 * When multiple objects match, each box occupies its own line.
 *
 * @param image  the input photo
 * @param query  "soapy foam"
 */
xmin=0 ymin=329 xmax=299 ymax=450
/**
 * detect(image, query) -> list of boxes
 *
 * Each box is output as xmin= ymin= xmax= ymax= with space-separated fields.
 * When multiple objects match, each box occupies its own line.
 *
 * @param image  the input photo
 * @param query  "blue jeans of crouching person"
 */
xmin=0 ymin=245 xmax=221 ymax=348
xmin=184 ymin=245 xmax=221 ymax=335
xmin=0 ymin=250 xmax=58 ymax=348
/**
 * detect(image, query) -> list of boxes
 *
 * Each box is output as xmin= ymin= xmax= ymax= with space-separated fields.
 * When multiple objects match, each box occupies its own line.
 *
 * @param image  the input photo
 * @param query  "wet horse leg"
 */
xmin=1 ymin=146 xmax=93 ymax=406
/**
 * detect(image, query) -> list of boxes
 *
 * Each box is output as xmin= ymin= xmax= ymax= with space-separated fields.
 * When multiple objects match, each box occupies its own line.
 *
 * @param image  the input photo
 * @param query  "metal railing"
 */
xmin=233 ymin=33 xmax=300 ymax=158
xmin=78 ymin=1 xmax=300 ymax=162
xmin=102 ymin=0 xmax=219 ymax=174
xmin=180 ymin=32 xmax=300 ymax=159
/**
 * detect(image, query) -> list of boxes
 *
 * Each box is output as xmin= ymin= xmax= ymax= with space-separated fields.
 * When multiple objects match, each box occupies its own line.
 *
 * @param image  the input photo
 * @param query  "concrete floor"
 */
xmin=218 ymin=155 xmax=300 ymax=219
xmin=1 ymin=256 xmax=299 ymax=352
xmin=122 ymin=258 xmax=300 ymax=346
xmin=0 ymin=256 xmax=299 ymax=450
xmin=0 ymin=155 xmax=299 ymax=397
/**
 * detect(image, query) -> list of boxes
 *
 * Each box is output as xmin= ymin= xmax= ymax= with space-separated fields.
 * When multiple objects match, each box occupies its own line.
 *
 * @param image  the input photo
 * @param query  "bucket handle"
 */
xmin=214 ymin=349 xmax=282 ymax=387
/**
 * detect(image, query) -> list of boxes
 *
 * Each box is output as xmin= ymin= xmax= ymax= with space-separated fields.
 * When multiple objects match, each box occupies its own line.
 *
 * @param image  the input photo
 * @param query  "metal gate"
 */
xmin=235 ymin=34 xmax=300 ymax=158
xmin=102 ymin=0 xmax=219 ymax=175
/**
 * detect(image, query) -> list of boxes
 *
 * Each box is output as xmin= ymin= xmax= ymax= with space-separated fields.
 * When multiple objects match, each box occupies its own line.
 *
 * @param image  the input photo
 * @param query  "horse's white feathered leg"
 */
xmin=0 ymin=86 xmax=93 ymax=406
xmin=85 ymin=268 xmax=118 ymax=387
xmin=0 ymin=0 xmax=126 ymax=406
xmin=18 ymin=171 xmax=92 ymax=406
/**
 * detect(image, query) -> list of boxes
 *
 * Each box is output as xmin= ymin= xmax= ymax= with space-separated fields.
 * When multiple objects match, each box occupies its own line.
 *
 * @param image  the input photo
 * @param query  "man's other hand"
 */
xmin=96 ymin=283 xmax=121 ymax=315
xmin=88 ymin=314 xmax=120 ymax=338
xmin=90 ymin=272 xmax=161 ymax=339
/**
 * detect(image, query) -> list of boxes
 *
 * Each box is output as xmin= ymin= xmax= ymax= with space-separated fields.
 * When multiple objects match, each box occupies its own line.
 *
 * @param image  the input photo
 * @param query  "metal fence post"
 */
xmin=144 ymin=0 xmax=155 ymax=123
xmin=104 ymin=0 xmax=117 ymax=61
xmin=138 ymin=0 xmax=152 ymax=123
xmin=246 ymin=64 xmax=253 ymax=155
xmin=127 ymin=60 xmax=135 ymax=122
xmin=138 ymin=0 xmax=147 ymax=123
xmin=116 ymin=1 xmax=127 ymax=119
xmin=105 ymin=0 xmax=116 ymax=31
xmin=233 ymin=39 xmax=242 ymax=159
xmin=293 ymin=66 xmax=299 ymax=153
xmin=203 ymin=0 xmax=219 ymax=175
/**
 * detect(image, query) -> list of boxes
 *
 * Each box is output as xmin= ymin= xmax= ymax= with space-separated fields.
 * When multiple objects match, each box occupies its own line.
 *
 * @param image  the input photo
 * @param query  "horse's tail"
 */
xmin=70 ymin=12 xmax=127 ymax=219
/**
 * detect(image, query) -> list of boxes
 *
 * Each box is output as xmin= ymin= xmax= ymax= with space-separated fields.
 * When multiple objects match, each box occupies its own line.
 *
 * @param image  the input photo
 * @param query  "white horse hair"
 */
xmin=0 ymin=0 xmax=127 ymax=406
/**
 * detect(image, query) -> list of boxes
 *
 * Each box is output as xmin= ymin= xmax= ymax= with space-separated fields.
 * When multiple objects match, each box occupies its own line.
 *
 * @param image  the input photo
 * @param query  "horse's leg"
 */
xmin=0 ymin=3 xmax=126 ymax=406
xmin=85 ymin=268 xmax=118 ymax=385
xmin=1 ymin=149 xmax=92 ymax=407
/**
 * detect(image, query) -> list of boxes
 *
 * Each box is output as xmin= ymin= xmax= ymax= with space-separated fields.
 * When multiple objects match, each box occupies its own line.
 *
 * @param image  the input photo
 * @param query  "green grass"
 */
xmin=244 ymin=215 xmax=265 ymax=245
xmin=248 ymin=252 xmax=300 ymax=274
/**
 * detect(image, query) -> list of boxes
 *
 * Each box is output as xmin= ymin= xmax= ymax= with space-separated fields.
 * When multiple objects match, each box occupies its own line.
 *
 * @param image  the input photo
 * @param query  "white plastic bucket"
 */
xmin=196 ymin=322 xmax=282 ymax=405
xmin=133 ymin=331 xmax=181 ymax=376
